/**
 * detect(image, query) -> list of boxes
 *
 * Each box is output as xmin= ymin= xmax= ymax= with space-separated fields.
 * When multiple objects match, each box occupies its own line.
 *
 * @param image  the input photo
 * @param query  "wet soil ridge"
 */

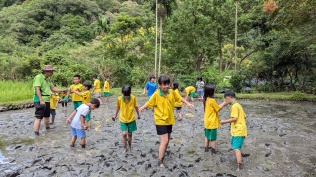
xmin=0 ymin=102 xmax=34 ymax=112
xmin=0 ymin=98 xmax=316 ymax=176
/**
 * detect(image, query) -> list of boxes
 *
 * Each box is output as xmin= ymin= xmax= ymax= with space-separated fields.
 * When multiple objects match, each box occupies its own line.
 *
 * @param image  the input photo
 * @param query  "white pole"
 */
xmin=155 ymin=0 xmax=158 ymax=77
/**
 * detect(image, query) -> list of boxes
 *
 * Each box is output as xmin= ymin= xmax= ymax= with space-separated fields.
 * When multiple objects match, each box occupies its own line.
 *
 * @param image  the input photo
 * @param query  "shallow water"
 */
xmin=0 ymin=98 xmax=315 ymax=177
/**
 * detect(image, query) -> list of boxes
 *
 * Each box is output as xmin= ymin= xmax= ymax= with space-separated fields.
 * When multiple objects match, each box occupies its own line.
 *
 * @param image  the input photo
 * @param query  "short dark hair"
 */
xmin=149 ymin=75 xmax=156 ymax=80
xmin=83 ymin=81 xmax=92 ymax=90
xmin=180 ymin=87 xmax=185 ymax=92
xmin=106 ymin=76 xmax=111 ymax=79
xmin=158 ymin=76 xmax=170 ymax=85
xmin=90 ymin=98 xmax=100 ymax=108
xmin=204 ymin=84 xmax=215 ymax=99
xmin=92 ymin=74 xmax=97 ymax=79
xmin=197 ymin=76 xmax=203 ymax=81
xmin=73 ymin=74 xmax=81 ymax=79
xmin=224 ymin=91 xmax=236 ymax=98
xmin=172 ymin=82 xmax=179 ymax=90
xmin=122 ymin=85 xmax=131 ymax=96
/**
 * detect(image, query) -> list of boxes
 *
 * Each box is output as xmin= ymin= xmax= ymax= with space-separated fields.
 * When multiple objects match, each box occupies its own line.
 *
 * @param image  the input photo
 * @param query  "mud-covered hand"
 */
xmin=112 ymin=116 xmax=116 ymax=121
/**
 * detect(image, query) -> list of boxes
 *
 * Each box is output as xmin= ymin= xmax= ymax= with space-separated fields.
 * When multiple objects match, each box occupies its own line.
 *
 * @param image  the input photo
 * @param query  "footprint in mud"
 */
xmin=265 ymin=151 xmax=271 ymax=157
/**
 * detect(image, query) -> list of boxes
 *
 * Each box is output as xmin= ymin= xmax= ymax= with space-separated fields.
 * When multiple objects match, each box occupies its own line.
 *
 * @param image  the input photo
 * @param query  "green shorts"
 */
xmin=231 ymin=136 xmax=245 ymax=150
xmin=204 ymin=128 xmax=217 ymax=141
xmin=120 ymin=120 xmax=137 ymax=133
xmin=85 ymin=111 xmax=91 ymax=121
xmin=104 ymin=92 xmax=110 ymax=97
xmin=189 ymin=92 xmax=197 ymax=98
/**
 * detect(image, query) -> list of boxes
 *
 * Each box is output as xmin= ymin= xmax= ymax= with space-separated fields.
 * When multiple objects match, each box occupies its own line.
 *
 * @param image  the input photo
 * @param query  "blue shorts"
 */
xmin=71 ymin=127 xmax=86 ymax=139
xmin=231 ymin=136 xmax=245 ymax=150
xmin=198 ymin=91 xmax=204 ymax=95
xmin=50 ymin=109 xmax=56 ymax=116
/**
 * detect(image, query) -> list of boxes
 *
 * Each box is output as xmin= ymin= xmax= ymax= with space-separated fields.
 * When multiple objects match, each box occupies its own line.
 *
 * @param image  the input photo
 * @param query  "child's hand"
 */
xmin=112 ymin=116 xmax=116 ymax=121
xmin=65 ymin=119 xmax=70 ymax=125
xmin=139 ymin=106 xmax=146 ymax=112
xmin=138 ymin=116 xmax=141 ymax=119
xmin=186 ymin=103 xmax=194 ymax=109
xmin=220 ymin=120 xmax=225 ymax=124
xmin=82 ymin=125 xmax=88 ymax=130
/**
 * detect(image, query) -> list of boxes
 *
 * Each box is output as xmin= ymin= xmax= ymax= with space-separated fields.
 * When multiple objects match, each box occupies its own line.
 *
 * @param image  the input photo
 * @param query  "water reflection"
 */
xmin=0 ymin=150 xmax=9 ymax=164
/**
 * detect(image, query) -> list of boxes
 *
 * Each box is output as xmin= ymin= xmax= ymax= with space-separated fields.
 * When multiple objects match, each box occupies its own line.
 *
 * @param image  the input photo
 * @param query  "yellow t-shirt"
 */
xmin=81 ymin=90 xmax=91 ymax=104
xmin=204 ymin=97 xmax=220 ymax=129
xmin=185 ymin=86 xmax=196 ymax=95
xmin=104 ymin=81 xmax=110 ymax=92
xmin=94 ymin=79 xmax=101 ymax=93
xmin=174 ymin=89 xmax=183 ymax=107
xmin=146 ymin=89 xmax=182 ymax=125
xmin=50 ymin=93 xmax=59 ymax=109
xmin=116 ymin=94 xmax=138 ymax=123
xmin=70 ymin=84 xmax=83 ymax=101
xmin=229 ymin=102 xmax=247 ymax=136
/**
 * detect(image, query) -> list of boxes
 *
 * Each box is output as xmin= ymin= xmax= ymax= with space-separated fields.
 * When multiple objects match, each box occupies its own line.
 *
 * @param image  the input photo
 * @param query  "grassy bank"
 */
xmin=0 ymin=81 xmax=33 ymax=104
xmin=0 ymin=82 xmax=315 ymax=106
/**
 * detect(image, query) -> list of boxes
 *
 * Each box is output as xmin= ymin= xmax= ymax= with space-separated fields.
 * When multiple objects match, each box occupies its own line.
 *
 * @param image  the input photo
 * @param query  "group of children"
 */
xmin=64 ymin=74 xmax=247 ymax=170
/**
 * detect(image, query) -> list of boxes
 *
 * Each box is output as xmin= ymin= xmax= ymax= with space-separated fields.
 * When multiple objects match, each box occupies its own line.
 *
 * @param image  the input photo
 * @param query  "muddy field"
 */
xmin=0 ymin=97 xmax=315 ymax=177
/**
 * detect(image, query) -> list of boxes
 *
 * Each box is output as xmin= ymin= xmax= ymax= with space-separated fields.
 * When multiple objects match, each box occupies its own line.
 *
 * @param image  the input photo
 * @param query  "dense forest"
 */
xmin=0 ymin=0 xmax=315 ymax=93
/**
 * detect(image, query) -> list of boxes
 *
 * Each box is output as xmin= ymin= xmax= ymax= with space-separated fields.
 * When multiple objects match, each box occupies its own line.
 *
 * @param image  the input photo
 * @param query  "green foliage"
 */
xmin=230 ymin=74 xmax=243 ymax=93
xmin=0 ymin=0 xmax=314 ymax=98
xmin=290 ymin=91 xmax=306 ymax=101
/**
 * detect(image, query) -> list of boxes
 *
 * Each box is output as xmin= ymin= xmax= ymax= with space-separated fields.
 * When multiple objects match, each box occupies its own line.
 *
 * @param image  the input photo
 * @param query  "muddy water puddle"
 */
xmin=0 ymin=98 xmax=316 ymax=176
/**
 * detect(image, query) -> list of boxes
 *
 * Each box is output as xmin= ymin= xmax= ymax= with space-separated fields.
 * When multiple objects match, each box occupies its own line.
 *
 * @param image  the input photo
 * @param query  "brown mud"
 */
xmin=0 ymin=98 xmax=315 ymax=177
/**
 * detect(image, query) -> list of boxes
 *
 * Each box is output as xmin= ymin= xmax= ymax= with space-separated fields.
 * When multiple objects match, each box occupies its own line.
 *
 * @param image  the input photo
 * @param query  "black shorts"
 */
xmin=34 ymin=102 xmax=50 ymax=119
xmin=175 ymin=107 xmax=182 ymax=113
xmin=156 ymin=125 xmax=173 ymax=135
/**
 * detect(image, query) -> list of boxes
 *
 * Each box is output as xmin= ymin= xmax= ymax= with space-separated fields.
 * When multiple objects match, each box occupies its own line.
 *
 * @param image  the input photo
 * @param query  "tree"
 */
xmin=151 ymin=0 xmax=177 ymax=77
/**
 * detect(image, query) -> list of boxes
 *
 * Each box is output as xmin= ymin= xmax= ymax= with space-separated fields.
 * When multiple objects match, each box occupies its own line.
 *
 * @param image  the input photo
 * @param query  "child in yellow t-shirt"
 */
xmin=103 ymin=76 xmax=111 ymax=102
xmin=49 ymin=92 xmax=59 ymax=124
xmin=203 ymin=84 xmax=226 ymax=154
xmin=139 ymin=76 xmax=194 ymax=168
xmin=112 ymin=85 xmax=140 ymax=153
xmin=181 ymin=86 xmax=197 ymax=102
xmin=71 ymin=82 xmax=92 ymax=130
xmin=220 ymin=91 xmax=247 ymax=170
xmin=172 ymin=82 xmax=183 ymax=121
xmin=68 ymin=74 xmax=83 ymax=110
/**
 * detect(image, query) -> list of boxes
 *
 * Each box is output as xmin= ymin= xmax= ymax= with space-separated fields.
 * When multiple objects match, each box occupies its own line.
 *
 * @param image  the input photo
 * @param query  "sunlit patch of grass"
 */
xmin=0 ymin=81 xmax=33 ymax=104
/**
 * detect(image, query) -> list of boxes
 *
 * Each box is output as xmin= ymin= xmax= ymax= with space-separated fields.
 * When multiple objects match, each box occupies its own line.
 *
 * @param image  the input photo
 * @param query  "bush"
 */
xmin=290 ymin=91 xmax=306 ymax=101
xmin=230 ymin=74 xmax=243 ymax=93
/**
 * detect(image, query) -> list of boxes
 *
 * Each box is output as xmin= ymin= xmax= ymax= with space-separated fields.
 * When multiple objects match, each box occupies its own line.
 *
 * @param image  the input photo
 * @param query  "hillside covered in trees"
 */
xmin=0 ymin=0 xmax=315 ymax=93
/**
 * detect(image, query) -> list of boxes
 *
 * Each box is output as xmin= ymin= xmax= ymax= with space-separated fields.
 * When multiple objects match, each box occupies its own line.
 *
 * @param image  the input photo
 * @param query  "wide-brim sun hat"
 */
xmin=42 ymin=65 xmax=55 ymax=71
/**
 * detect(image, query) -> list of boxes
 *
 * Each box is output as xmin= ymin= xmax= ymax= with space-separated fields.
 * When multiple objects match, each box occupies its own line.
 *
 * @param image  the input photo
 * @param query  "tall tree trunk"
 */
xmin=155 ymin=0 xmax=158 ymax=77
xmin=218 ymin=30 xmax=222 ymax=73
xmin=158 ymin=17 xmax=162 ymax=77
xmin=234 ymin=0 xmax=238 ymax=74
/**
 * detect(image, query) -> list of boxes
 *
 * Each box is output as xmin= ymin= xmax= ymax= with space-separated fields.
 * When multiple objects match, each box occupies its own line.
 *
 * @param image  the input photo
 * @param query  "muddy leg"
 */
xmin=234 ymin=149 xmax=243 ymax=170
xmin=80 ymin=137 xmax=86 ymax=148
xmin=122 ymin=131 xmax=127 ymax=152
xmin=209 ymin=140 xmax=217 ymax=154
xmin=204 ymin=138 xmax=209 ymax=152
xmin=128 ymin=132 xmax=132 ymax=151
xmin=34 ymin=118 xmax=41 ymax=135
xmin=70 ymin=136 xmax=77 ymax=147
xmin=158 ymin=133 xmax=170 ymax=167
xmin=44 ymin=117 xmax=50 ymax=129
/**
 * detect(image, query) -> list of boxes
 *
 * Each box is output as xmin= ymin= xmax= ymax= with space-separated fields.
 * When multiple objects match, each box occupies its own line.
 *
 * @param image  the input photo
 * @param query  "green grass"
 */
xmin=1 ymin=81 xmax=315 ymax=106
xmin=0 ymin=81 xmax=33 ymax=104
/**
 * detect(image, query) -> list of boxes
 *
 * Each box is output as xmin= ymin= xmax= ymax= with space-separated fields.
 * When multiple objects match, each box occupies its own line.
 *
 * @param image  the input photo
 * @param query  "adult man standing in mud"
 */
xmin=33 ymin=65 xmax=64 ymax=136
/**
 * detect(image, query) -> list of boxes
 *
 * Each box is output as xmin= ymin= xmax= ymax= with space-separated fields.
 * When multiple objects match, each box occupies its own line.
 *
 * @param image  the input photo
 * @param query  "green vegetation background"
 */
xmin=0 ymin=0 xmax=315 ymax=104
